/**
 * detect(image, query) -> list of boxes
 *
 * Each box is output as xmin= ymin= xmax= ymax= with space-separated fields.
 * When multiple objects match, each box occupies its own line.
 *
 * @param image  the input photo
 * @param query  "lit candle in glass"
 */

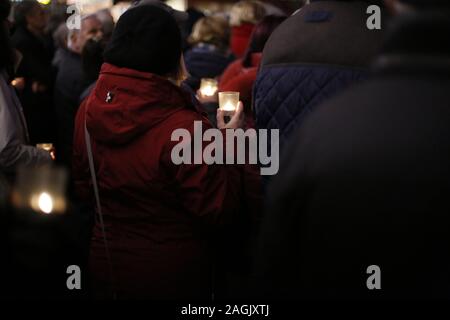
xmin=200 ymin=78 xmax=218 ymax=97
xmin=12 ymin=166 xmax=68 ymax=215
xmin=219 ymin=91 xmax=240 ymax=116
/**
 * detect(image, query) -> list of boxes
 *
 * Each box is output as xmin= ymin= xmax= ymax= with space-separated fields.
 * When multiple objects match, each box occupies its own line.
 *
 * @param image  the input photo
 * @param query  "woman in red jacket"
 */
xmin=229 ymin=0 xmax=266 ymax=58
xmin=220 ymin=15 xmax=286 ymax=128
xmin=73 ymin=5 xmax=259 ymax=299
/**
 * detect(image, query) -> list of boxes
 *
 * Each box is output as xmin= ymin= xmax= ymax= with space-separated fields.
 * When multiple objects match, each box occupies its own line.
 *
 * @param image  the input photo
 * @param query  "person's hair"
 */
xmin=82 ymin=38 xmax=107 ymax=84
xmin=13 ymin=0 xmax=39 ymax=29
xmin=188 ymin=16 xmax=230 ymax=50
xmin=229 ymin=0 xmax=266 ymax=27
xmin=95 ymin=9 xmax=114 ymax=39
xmin=242 ymin=15 xmax=286 ymax=68
xmin=0 ymin=0 xmax=14 ymax=76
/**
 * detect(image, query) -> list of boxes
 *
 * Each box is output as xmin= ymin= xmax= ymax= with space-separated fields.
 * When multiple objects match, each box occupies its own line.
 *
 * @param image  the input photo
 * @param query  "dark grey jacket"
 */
xmin=0 ymin=70 xmax=50 ymax=174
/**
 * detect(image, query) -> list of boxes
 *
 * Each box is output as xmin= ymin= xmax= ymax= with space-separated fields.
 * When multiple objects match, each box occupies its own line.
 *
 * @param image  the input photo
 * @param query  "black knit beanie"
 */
xmin=104 ymin=5 xmax=182 ymax=76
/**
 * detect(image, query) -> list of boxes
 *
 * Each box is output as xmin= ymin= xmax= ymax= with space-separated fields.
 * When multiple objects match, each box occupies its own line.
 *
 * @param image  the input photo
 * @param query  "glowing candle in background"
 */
xmin=11 ymin=77 xmax=25 ymax=90
xmin=37 ymin=192 xmax=54 ymax=214
xmin=200 ymin=78 xmax=218 ymax=97
xmin=219 ymin=91 xmax=240 ymax=116
xmin=13 ymin=166 xmax=68 ymax=215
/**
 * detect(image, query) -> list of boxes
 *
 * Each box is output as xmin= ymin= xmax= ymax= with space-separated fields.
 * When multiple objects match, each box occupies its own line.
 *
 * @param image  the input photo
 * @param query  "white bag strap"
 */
xmin=84 ymin=120 xmax=117 ymax=299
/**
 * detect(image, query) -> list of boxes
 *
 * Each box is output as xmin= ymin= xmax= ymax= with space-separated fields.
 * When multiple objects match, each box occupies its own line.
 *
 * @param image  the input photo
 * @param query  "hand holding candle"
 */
xmin=218 ymin=91 xmax=240 ymax=116
xmin=217 ymin=101 xmax=245 ymax=130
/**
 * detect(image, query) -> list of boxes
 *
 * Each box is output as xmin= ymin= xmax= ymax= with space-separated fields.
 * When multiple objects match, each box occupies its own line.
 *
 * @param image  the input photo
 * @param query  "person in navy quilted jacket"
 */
xmin=253 ymin=0 xmax=388 ymax=154
xmin=256 ymin=0 xmax=450 ymax=300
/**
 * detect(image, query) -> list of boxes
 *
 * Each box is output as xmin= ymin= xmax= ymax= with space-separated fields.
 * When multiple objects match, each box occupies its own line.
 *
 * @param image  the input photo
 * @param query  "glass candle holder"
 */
xmin=12 ymin=165 xmax=68 ymax=215
xmin=200 ymin=78 xmax=218 ymax=97
xmin=219 ymin=91 xmax=240 ymax=117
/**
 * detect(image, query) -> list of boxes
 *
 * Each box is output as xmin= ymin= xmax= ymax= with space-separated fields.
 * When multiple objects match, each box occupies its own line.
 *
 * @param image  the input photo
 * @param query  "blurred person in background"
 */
xmin=182 ymin=7 xmax=205 ymax=51
xmin=110 ymin=0 xmax=131 ymax=23
xmin=54 ymin=14 xmax=103 ymax=167
xmin=73 ymin=4 xmax=260 ymax=299
xmin=95 ymin=8 xmax=114 ymax=41
xmin=51 ymin=22 xmax=68 ymax=69
xmin=11 ymin=0 xmax=56 ymax=145
xmin=219 ymin=15 xmax=286 ymax=129
xmin=184 ymin=16 xmax=234 ymax=92
xmin=229 ymin=0 xmax=266 ymax=58
xmin=257 ymin=0 xmax=450 ymax=300
xmin=0 ymin=0 xmax=51 ymax=181
xmin=79 ymin=37 xmax=107 ymax=102
xmin=46 ymin=4 xmax=67 ymax=38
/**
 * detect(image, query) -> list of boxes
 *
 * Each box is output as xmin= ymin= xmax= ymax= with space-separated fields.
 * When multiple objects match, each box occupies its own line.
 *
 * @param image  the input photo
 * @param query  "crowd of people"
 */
xmin=1 ymin=0 xmax=450 ymax=300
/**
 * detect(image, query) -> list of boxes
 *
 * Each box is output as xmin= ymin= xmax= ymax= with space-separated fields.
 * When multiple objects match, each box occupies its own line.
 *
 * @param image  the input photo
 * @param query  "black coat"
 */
xmin=257 ymin=12 xmax=450 ymax=300
xmin=11 ymin=27 xmax=56 ymax=144
xmin=53 ymin=48 xmax=86 ymax=167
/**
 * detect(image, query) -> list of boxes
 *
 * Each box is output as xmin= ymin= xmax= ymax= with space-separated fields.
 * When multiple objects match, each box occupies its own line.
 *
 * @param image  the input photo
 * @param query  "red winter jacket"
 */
xmin=73 ymin=63 xmax=260 ymax=299
xmin=230 ymin=23 xmax=255 ymax=58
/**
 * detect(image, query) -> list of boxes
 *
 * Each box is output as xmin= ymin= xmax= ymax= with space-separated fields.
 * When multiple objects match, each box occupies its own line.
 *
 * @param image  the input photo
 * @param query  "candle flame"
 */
xmin=201 ymin=85 xmax=217 ymax=97
xmin=223 ymin=101 xmax=236 ymax=111
xmin=38 ymin=192 xmax=53 ymax=214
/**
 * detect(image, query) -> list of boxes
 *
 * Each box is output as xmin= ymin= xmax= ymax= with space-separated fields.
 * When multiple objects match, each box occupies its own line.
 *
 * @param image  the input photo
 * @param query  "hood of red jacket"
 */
xmin=84 ymin=63 xmax=194 ymax=145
